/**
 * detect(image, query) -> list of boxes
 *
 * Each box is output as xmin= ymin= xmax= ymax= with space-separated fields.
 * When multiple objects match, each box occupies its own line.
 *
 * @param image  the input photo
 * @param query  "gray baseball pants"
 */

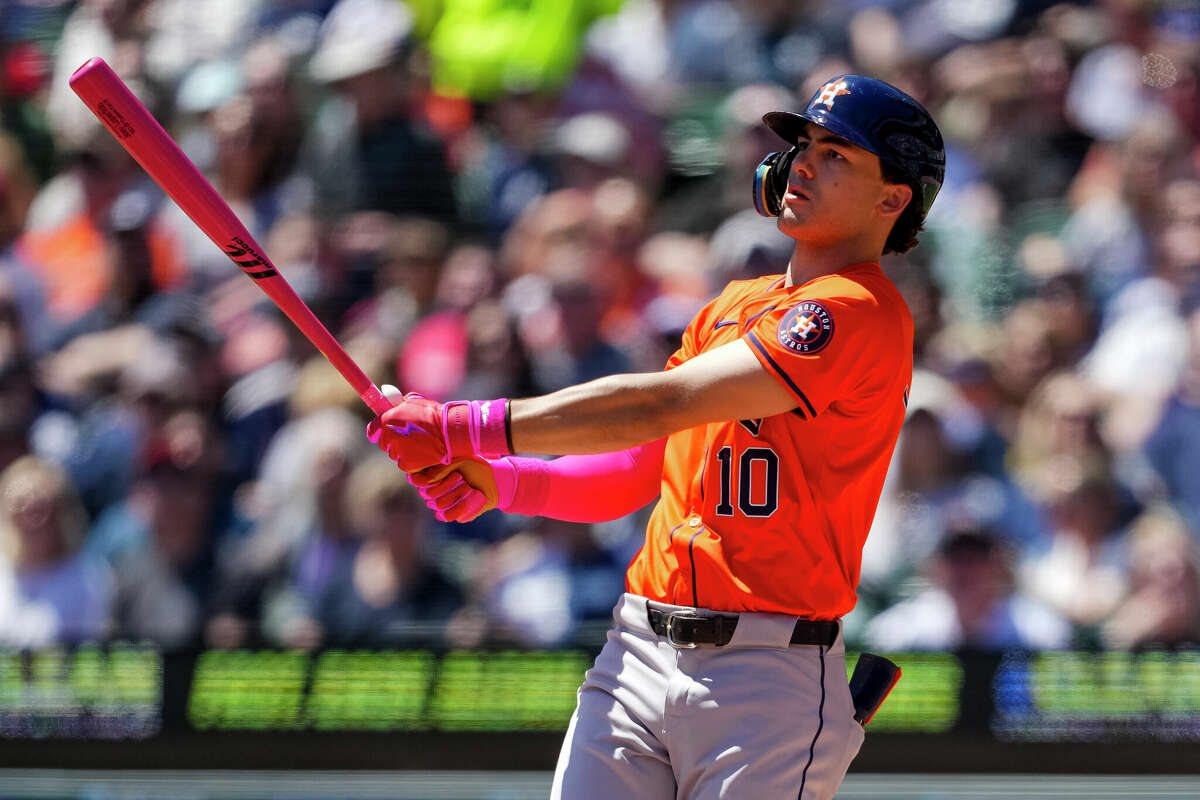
xmin=551 ymin=593 xmax=864 ymax=799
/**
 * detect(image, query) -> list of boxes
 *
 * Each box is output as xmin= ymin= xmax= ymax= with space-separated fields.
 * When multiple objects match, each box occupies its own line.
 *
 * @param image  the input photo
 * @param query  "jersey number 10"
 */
xmin=714 ymin=446 xmax=780 ymax=517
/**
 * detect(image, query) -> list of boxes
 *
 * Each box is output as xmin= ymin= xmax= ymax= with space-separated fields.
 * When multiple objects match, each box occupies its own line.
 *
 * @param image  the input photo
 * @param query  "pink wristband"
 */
xmin=493 ymin=457 xmax=551 ymax=516
xmin=491 ymin=457 xmax=535 ymax=512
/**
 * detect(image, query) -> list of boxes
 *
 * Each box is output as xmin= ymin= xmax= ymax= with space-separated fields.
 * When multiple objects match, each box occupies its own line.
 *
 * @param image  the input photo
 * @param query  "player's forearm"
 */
xmin=369 ymin=340 xmax=793 ymax=470
xmin=509 ymin=372 xmax=695 ymax=455
xmin=508 ymin=340 xmax=798 ymax=456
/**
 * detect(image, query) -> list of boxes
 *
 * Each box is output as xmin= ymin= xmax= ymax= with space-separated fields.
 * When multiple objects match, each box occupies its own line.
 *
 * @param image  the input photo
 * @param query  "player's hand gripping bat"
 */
xmin=70 ymin=57 xmax=493 ymax=497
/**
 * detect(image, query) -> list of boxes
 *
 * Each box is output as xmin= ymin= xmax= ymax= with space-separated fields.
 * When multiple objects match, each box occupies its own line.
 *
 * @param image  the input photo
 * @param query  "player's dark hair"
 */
xmin=880 ymin=161 xmax=924 ymax=255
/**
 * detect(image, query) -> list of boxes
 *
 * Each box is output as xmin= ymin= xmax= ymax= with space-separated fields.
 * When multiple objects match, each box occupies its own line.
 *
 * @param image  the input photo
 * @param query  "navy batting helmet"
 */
xmin=753 ymin=75 xmax=945 ymax=221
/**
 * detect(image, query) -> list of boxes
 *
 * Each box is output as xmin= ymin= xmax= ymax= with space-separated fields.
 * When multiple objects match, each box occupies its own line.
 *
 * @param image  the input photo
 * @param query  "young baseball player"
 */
xmin=368 ymin=75 xmax=944 ymax=799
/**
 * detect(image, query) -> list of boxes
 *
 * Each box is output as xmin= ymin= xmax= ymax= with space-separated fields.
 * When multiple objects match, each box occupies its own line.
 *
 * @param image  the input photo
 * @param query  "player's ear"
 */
xmin=878 ymin=182 xmax=913 ymax=220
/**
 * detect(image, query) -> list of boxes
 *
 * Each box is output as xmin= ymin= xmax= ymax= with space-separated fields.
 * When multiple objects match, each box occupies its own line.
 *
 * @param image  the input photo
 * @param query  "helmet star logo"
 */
xmin=813 ymin=80 xmax=851 ymax=110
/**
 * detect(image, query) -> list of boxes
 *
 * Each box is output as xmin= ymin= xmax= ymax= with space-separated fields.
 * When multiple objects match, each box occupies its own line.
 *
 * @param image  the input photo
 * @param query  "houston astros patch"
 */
xmin=778 ymin=301 xmax=834 ymax=354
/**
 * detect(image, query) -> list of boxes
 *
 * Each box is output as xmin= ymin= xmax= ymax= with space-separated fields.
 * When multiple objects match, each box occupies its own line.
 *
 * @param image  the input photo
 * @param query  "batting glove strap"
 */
xmin=441 ymin=398 xmax=512 ymax=462
xmin=441 ymin=402 xmax=475 ymax=463
xmin=472 ymin=398 xmax=513 ymax=458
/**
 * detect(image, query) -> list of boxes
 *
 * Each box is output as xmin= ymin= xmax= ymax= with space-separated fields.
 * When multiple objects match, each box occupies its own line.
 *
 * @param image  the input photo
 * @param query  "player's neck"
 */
xmin=784 ymin=237 xmax=884 ymax=288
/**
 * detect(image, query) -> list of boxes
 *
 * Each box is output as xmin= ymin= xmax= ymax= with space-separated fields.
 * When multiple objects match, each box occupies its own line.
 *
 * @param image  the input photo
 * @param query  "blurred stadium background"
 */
xmin=1 ymin=0 xmax=1200 ymax=797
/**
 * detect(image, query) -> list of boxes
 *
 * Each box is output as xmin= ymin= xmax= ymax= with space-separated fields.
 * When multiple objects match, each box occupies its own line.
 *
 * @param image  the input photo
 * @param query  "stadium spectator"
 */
xmin=0 ymin=134 xmax=37 ymax=253
xmin=46 ymin=186 xmax=190 ymax=349
xmin=0 ymin=353 xmax=38 ymax=476
xmin=303 ymin=0 xmax=457 ymax=221
xmin=210 ymin=42 xmax=309 ymax=234
xmin=1008 ymin=370 xmax=1111 ymax=500
xmin=41 ymin=330 xmax=194 ymax=515
xmin=455 ymin=298 xmax=537 ymax=401
xmin=0 ymin=455 xmax=112 ymax=646
xmin=1102 ymin=505 xmax=1200 ymax=649
xmin=87 ymin=410 xmax=229 ymax=650
xmin=865 ymin=526 xmax=1073 ymax=652
xmin=338 ymin=213 xmax=449 ymax=345
xmin=452 ymin=87 xmax=558 ymax=238
xmin=528 ymin=271 xmax=632 ymax=395
xmin=1061 ymin=111 xmax=1188 ymax=306
xmin=467 ymin=519 xmax=577 ymax=648
xmin=860 ymin=370 xmax=1046 ymax=609
xmin=206 ymin=405 xmax=370 ymax=649
xmin=0 ymin=273 xmax=46 ymax=473
xmin=310 ymin=455 xmax=464 ymax=647
xmin=17 ymin=150 xmax=185 ymax=339
xmin=988 ymin=299 xmax=1061 ymax=428
xmin=1144 ymin=304 xmax=1200 ymax=532
xmin=1018 ymin=465 xmax=1129 ymax=632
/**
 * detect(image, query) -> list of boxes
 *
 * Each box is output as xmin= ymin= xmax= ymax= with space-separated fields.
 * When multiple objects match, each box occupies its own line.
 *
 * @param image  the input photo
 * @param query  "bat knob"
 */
xmin=69 ymin=57 xmax=108 ymax=86
xmin=848 ymin=652 xmax=901 ymax=727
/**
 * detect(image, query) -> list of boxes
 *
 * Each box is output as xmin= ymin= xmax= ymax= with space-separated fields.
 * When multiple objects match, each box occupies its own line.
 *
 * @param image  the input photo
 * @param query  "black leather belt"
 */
xmin=647 ymin=607 xmax=838 ymax=649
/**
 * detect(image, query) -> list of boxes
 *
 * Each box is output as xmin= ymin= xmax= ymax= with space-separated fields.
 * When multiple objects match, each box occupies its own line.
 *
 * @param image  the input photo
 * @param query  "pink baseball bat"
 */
xmin=70 ymin=57 xmax=495 ymax=498
xmin=69 ymin=57 xmax=392 ymax=415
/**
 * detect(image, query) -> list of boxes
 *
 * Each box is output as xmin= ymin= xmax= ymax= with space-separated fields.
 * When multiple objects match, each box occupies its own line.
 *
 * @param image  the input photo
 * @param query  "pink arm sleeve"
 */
xmin=491 ymin=438 xmax=667 ymax=523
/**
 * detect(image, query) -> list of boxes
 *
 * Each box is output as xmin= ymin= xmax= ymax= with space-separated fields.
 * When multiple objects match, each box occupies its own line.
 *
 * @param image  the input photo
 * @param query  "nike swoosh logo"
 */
xmin=714 ymin=320 xmax=738 ymax=329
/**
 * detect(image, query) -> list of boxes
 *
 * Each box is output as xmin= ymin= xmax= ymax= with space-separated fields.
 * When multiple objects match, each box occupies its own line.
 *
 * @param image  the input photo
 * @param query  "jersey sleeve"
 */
xmin=743 ymin=294 xmax=900 ymax=418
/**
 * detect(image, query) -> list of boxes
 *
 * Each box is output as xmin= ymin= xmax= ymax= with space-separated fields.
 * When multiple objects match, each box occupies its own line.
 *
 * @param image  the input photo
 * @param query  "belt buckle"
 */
xmin=665 ymin=611 xmax=701 ymax=649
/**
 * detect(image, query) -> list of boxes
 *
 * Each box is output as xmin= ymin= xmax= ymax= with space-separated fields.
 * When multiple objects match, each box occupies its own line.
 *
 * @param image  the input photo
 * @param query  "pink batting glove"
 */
xmin=408 ymin=459 xmax=519 ymax=523
xmin=366 ymin=393 xmax=512 ymax=473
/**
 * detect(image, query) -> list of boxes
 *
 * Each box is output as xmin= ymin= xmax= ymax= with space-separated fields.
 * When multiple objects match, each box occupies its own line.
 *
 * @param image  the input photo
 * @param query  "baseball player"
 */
xmin=368 ymin=75 xmax=944 ymax=799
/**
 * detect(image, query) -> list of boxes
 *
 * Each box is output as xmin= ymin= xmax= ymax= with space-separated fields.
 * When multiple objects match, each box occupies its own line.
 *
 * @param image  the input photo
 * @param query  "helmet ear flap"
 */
xmin=753 ymin=146 xmax=797 ymax=217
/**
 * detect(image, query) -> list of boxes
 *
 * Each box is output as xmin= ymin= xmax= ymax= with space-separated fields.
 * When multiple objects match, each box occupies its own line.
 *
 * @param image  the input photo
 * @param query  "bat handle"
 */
xmin=362 ymin=384 xmax=393 ymax=417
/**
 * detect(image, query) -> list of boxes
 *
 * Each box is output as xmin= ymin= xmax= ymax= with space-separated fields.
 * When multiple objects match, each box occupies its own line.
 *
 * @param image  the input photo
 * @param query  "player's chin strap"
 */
xmin=753 ymin=145 xmax=798 ymax=217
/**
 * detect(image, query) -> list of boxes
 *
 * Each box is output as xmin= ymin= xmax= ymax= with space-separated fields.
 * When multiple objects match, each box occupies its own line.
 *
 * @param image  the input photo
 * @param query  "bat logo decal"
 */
xmin=223 ymin=240 xmax=279 ymax=280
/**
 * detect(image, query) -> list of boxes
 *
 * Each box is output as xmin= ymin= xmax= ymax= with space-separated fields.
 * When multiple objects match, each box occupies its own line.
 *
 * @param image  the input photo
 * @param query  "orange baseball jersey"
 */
xmin=624 ymin=262 xmax=913 ymax=619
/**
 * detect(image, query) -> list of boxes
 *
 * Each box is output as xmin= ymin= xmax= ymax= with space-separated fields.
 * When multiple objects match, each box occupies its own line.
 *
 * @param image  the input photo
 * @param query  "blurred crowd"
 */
xmin=0 ymin=0 xmax=1199 ymax=655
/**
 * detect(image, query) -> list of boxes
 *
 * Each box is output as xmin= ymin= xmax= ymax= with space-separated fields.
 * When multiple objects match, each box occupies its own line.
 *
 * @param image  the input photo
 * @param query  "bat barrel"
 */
xmin=70 ymin=58 xmax=234 ymax=252
xmin=69 ymin=58 xmax=390 ymax=416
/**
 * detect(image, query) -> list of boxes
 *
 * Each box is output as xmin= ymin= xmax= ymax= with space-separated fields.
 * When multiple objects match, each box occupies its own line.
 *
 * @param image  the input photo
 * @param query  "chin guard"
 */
xmin=753 ymin=146 xmax=797 ymax=217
